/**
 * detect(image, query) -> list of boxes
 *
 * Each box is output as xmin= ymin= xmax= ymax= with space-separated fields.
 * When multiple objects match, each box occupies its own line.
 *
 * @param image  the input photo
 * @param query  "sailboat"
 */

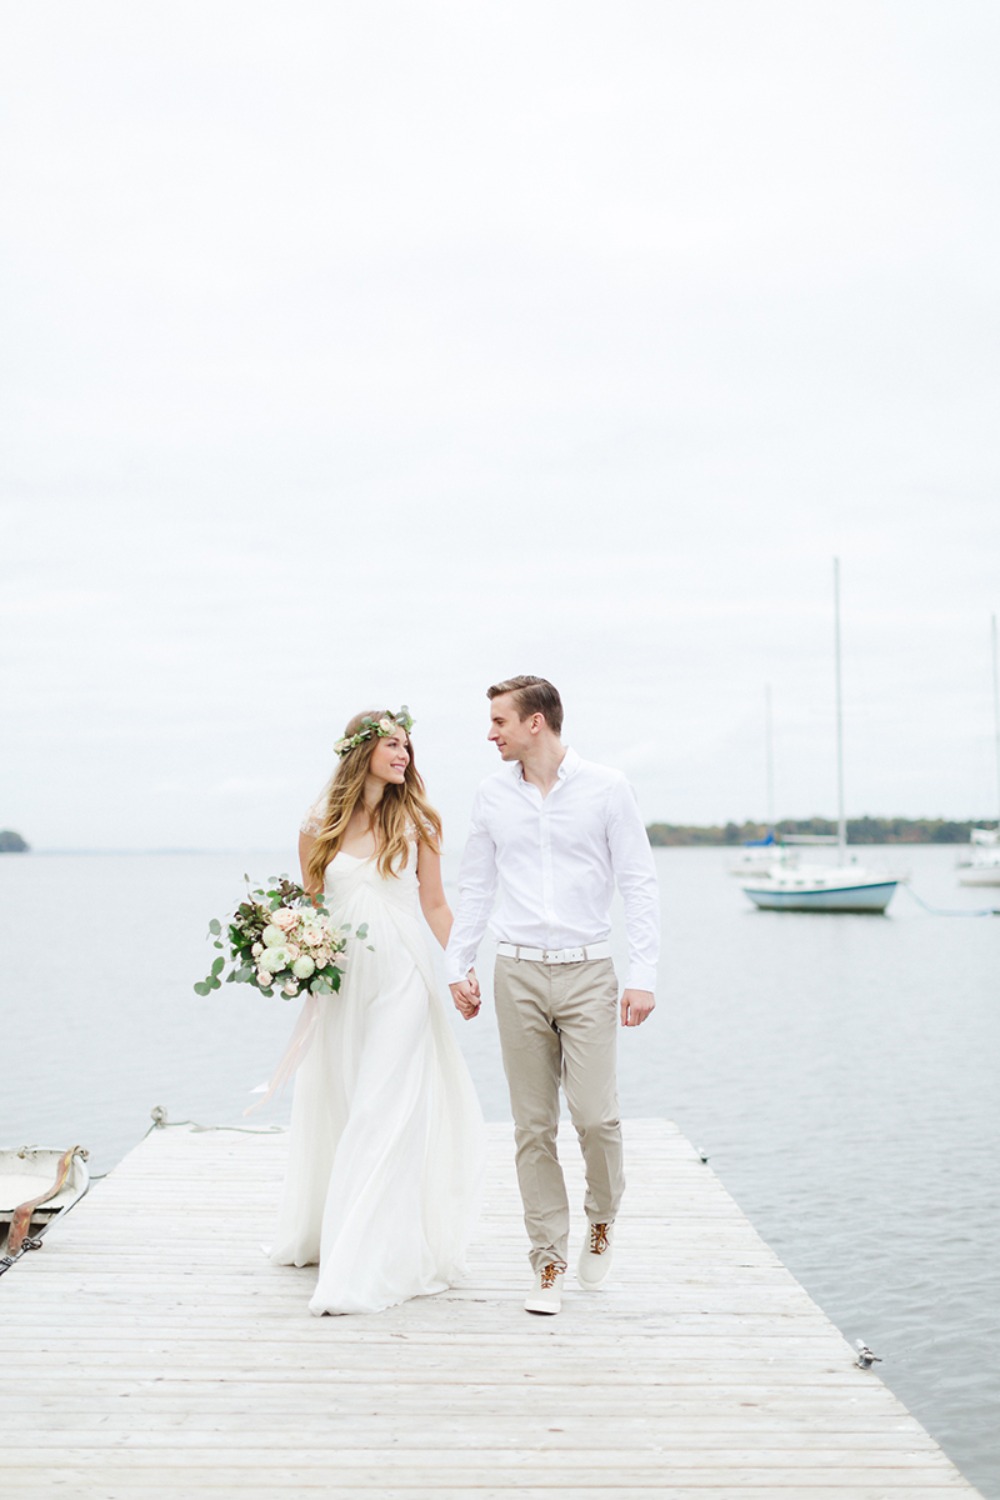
xmin=741 ymin=561 xmax=899 ymax=914
xmin=957 ymin=615 xmax=1000 ymax=888
xmin=728 ymin=686 xmax=798 ymax=877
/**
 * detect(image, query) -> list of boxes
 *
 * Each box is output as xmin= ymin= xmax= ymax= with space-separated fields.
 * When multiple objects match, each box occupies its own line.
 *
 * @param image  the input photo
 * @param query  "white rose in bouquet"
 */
xmin=282 ymin=980 xmax=299 ymax=997
xmin=259 ymin=946 xmax=290 ymax=973
xmin=271 ymin=907 xmax=298 ymax=933
xmin=292 ymin=954 xmax=316 ymax=980
xmin=251 ymin=942 xmax=264 ymax=958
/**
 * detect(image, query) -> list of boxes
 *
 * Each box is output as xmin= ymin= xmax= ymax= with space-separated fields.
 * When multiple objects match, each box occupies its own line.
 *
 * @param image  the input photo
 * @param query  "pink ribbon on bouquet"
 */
xmin=244 ymin=993 xmax=320 ymax=1116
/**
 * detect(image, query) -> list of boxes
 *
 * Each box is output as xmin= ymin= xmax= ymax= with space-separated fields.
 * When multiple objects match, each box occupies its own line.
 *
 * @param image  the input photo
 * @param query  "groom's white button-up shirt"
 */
xmin=445 ymin=748 xmax=660 ymax=991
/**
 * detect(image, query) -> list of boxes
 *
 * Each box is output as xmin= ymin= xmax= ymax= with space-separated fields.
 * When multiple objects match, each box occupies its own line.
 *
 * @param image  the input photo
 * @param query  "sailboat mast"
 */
xmin=834 ymin=558 xmax=847 ymax=857
xmin=773 ymin=684 xmax=779 ymax=834
xmin=992 ymin=613 xmax=1000 ymax=827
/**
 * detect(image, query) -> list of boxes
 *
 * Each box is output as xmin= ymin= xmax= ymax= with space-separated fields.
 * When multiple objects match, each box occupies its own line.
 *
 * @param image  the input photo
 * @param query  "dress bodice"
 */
xmin=323 ymin=845 xmax=420 ymax=917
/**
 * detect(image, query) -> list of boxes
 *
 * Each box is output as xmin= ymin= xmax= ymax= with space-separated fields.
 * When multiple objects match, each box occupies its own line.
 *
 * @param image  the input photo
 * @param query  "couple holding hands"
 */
xmin=268 ymin=675 xmax=660 ymax=1317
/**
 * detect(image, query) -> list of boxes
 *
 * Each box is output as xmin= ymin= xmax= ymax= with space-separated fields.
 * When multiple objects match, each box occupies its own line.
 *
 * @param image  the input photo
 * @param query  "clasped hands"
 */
xmin=449 ymin=973 xmax=655 ymax=1028
xmin=449 ymin=972 xmax=481 ymax=1020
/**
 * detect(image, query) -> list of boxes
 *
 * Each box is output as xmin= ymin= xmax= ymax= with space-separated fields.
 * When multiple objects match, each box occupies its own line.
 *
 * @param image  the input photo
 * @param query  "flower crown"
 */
xmin=334 ymin=706 xmax=414 ymax=758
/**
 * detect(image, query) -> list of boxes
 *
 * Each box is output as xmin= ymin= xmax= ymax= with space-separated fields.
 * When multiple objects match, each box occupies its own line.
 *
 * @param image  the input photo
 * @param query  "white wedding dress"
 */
xmin=268 ymin=835 xmax=485 ymax=1315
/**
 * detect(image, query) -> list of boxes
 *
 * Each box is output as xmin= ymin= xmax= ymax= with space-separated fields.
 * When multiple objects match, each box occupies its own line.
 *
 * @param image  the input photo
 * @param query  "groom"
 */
xmin=446 ymin=676 xmax=659 ymax=1315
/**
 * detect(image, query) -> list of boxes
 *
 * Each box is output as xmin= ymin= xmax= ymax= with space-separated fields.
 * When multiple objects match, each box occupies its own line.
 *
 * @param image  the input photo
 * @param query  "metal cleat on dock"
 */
xmin=855 ymin=1339 xmax=883 ymax=1368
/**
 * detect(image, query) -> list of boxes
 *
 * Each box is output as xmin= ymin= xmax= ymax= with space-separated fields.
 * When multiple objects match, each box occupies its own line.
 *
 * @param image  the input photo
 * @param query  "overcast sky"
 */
xmin=3 ymin=1 xmax=999 ymax=851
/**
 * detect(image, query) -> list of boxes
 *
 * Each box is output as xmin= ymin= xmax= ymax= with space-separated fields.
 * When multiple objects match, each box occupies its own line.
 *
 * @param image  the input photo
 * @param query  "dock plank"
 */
xmin=0 ymin=1119 xmax=982 ymax=1497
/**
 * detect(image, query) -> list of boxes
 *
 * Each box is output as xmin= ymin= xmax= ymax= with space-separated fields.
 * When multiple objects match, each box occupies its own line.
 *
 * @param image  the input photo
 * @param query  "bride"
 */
xmin=268 ymin=707 xmax=485 ymax=1315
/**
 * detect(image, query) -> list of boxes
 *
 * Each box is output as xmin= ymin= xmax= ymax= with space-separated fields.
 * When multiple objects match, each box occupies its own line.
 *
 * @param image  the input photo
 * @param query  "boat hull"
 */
xmin=742 ymin=880 xmax=898 ymax=913
xmin=957 ymin=866 xmax=1000 ymax=887
xmin=1 ymin=1146 xmax=90 ymax=1260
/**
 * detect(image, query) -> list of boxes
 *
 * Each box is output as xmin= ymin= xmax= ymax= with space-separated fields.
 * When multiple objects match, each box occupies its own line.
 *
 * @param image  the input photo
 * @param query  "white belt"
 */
xmin=495 ymin=941 xmax=612 ymax=965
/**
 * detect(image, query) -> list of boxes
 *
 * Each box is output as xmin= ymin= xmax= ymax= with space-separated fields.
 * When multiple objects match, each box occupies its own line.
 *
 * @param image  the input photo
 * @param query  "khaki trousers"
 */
xmin=494 ymin=955 xmax=624 ymax=1272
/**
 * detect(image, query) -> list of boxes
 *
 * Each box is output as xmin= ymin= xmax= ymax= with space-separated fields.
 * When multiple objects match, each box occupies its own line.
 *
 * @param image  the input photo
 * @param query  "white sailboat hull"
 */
xmin=728 ymin=851 xmax=797 ymax=878
xmin=957 ymin=828 xmax=1000 ymax=885
xmin=957 ymin=864 xmax=1000 ymax=887
xmin=742 ymin=872 xmax=898 ymax=913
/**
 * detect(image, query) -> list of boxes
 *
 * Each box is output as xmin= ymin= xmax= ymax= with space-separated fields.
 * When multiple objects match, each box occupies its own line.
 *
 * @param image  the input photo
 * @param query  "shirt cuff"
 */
xmin=625 ymin=964 xmax=658 ymax=993
xmin=445 ymin=949 xmax=473 ymax=986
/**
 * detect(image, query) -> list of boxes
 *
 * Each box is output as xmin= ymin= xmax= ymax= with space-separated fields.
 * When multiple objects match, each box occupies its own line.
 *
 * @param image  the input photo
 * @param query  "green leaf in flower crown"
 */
xmin=330 ymin=971 xmax=341 ymax=991
xmin=193 ymin=982 xmax=211 ymax=997
xmin=235 ymin=965 xmax=253 ymax=982
xmin=355 ymin=923 xmax=369 ymax=940
xmin=211 ymin=956 xmax=225 ymax=977
xmin=209 ymin=975 xmax=222 ymax=990
xmin=208 ymin=918 xmax=221 ymax=935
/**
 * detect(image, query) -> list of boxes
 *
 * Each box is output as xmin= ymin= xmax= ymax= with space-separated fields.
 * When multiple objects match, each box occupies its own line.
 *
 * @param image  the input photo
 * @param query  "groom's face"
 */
xmin=488 ymin=694 xmax=535 ymax=762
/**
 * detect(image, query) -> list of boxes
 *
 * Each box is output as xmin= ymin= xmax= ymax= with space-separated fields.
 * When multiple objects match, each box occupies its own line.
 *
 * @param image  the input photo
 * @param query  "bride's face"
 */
xmin=368 ymin=731 xmax=410 ymax=786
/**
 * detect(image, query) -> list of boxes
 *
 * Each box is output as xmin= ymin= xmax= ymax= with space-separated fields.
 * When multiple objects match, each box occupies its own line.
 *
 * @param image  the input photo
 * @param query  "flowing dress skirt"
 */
xmin=268 ymin=851 xmax=484 ymax=1315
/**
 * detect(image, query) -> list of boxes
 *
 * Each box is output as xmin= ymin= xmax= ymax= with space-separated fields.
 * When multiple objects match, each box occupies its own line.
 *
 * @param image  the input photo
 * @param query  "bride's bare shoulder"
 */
xmin=300 ymin=784 xmax=331 ymax=837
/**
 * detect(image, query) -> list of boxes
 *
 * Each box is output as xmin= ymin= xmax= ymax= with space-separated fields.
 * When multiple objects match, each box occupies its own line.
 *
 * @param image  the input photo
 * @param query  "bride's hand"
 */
xmin=449 ymin=978 xmax=481 ymax=1020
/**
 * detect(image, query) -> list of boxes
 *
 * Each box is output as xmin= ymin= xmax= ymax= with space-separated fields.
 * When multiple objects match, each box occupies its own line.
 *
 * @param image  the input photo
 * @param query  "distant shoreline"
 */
xmin=4 ymin=818 xmax=996 ymax=855
xmin=646 ymin=817 xmax=996 ymax=847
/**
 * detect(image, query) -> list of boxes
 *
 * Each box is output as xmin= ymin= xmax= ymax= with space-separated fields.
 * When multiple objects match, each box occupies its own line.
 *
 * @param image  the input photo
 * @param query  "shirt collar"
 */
xmin=513 ymin=745 xmax=580 ymax=783
xmin=558 ymin=746 xmax=581 ymax=780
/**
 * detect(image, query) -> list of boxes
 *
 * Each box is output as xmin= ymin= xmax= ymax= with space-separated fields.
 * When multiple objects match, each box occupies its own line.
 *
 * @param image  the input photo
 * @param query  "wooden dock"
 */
xmin=1 ymin=1118 xmax=983 ymax=1498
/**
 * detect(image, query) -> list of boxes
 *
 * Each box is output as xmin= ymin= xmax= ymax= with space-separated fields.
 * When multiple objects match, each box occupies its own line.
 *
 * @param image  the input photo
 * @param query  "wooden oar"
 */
xmin=7 ymin=1147 xmax=84 ymax=1255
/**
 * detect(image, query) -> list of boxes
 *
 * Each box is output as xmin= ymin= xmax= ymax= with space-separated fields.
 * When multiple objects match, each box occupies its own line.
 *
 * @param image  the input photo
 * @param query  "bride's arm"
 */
xmin=416 ymin=841 xmax=452 ymax=949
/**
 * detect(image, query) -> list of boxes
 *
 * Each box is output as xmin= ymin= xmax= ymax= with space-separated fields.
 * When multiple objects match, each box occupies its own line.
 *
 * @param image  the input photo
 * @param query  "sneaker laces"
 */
xmin=588 ymin=1222 xmax=610 ymax=1256
xmin=540 ymin=1262 xmax=560 ymax=1289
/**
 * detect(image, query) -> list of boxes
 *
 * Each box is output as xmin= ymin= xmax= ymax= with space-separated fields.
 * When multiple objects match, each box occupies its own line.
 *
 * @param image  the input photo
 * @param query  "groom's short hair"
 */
xmin=487 ymin=676 xmax=563 ymax=734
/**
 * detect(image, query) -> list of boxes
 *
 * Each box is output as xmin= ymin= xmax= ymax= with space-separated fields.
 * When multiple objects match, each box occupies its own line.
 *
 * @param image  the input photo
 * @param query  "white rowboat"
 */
xmin=0 ymin=1145 xmax=90 ymax=1271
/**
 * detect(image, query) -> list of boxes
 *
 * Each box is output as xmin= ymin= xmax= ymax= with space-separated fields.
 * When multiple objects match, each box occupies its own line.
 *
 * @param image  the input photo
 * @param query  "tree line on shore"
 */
xmin=2 ymin=821 xmax=992 ymax=853
xmin=646 ymin=817 xmax=994 ymax=847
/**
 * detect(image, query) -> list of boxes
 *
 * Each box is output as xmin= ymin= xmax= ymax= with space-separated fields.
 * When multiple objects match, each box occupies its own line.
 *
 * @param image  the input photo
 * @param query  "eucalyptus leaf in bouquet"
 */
xmin=195 ymin=875 xmax=365 ymax=1001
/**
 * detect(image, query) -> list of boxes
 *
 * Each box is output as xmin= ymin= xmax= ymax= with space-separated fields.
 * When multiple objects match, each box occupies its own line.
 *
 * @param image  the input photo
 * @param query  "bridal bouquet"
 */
xmin=194 ymin=875 xmax=367 ymax=1001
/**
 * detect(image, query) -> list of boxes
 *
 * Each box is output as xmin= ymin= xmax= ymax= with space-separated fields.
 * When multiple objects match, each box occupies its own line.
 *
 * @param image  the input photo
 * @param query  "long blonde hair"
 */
xmin=304 ymin=709 xmax=442 ymax=890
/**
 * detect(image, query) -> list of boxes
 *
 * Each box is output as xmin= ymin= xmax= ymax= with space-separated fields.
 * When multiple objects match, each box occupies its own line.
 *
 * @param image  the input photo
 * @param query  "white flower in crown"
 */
xmin=292 ymin=954 xmax=316 ymax=979
xmin=261 ymin=925 xmax=286 ymax=948
xmin=334 ymin=706 xmax=415 ymax=758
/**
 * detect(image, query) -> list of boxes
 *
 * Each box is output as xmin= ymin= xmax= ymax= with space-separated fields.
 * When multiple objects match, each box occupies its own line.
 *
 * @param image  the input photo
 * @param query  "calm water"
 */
xmin=2 ymin=845 xmax=998 ymax=1495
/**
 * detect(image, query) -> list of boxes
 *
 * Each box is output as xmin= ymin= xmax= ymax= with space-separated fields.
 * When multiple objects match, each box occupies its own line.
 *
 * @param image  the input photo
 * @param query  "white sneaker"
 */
xmin=577 ymin=1220 xmax=614 ymax=1288
xmin=524 ymin=1262 xmax=564 ymax=1314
